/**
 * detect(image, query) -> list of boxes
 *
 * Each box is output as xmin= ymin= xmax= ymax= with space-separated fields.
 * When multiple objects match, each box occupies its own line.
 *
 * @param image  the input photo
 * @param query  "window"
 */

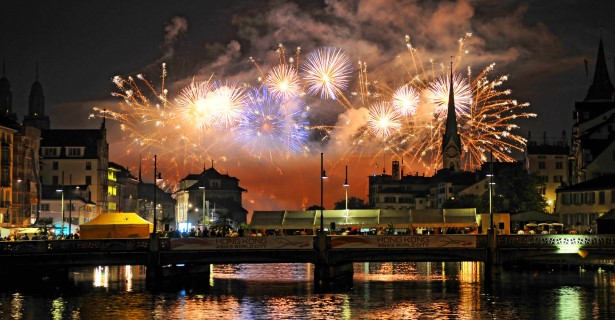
xmin=85 ymin=176 xmax=92 ymax=185
xmin=66 ymin=147 xmax=83 ymax=157
xmin=538 ymin=161 xmax=546 ymax=169
xmin=40 ymin=203 xmax=50 ymax=211
xmin=86 ymin=162 xmax=92 ymax=170
xmin=108 ymin=186 xmax=117 ymax=196
xmin=52 ymin=176 xmax=59 ymax=185
xmin=42 ymin=147 xmax=59 ymax=157
xmin=384 ymin=196 xmax=396 ymax=203
xmin=599 ymin=191 xmax=605 ymax=204
xmin=556 ymin=162 xmax=563 ymax=169
xmin=52 ymin=161 xmax=59 ymax=170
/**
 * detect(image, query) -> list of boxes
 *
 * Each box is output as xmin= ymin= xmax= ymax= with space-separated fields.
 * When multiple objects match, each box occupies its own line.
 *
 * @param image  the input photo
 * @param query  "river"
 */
xmin=0 ymin=262 xmax=613 ymax=319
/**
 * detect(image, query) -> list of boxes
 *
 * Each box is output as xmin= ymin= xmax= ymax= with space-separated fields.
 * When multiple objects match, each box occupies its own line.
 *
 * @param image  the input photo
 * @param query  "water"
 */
xmin=0 ymin=262 xmax=614 ymax=319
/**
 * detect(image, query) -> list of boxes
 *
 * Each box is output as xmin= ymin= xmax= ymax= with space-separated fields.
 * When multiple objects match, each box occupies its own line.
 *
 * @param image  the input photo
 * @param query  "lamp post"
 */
xmin=153 ymin=155 xmax=157 ymax=235
xmin=343 ymin=165 xmax=349 ymax=224
xmin=320 ymin=153 xmax=327 ymax=233
xmin=487 ymin=150 xmax=495 ymax=231
xmin=68 ymin=174 xmax=72 ymax=235
xmin=56 ymin=172 xmax=65 ymax=236
xmin=199 ymin=186 xmax=206 ymax=226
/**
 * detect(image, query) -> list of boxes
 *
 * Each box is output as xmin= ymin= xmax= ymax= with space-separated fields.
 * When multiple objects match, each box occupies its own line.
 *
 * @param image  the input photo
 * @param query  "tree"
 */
xmin=489 ymin=166 xmax=547 ymax=213
xmin=333 ymin=197 xmax=371 ymax=209
xmin=306 ymin=205 xmax=324 ymax=210
xmin=442 ymin=194 xmax=483 ymax=210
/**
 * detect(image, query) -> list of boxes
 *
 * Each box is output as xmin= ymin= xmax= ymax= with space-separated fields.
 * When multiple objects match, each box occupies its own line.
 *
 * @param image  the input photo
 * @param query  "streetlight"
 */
xmin=153 ymin=155 xmax=157 ymax=235
xmin=487 ymin=150 xmax=495 ymax=231
xmin=56 ymin=171 xmax=65 ymax=236
xmin=68 ymin=174 xmax=73 ymax=235
xmin=320 ymin=152 xmax=327 ymax=233
xmin=199 ymin=186 xmax=206 ymax=226
xmin=343 ymin=165 xmax=349 ymax=224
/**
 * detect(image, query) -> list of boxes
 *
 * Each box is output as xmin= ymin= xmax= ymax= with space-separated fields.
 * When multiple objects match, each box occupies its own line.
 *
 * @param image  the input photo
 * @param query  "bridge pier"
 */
xmin=314 ymin=233 xmax=354 ymax=291
xmin=146 ymin=233 xmax=162 ymax=287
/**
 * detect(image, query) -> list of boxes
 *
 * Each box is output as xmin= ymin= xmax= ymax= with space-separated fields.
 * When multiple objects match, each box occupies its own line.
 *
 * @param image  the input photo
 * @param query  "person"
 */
xmin=517 ymin=229 xmax=525 ymax=234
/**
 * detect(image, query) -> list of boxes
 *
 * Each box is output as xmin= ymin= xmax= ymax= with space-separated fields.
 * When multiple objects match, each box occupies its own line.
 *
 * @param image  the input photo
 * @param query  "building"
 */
xmin=525 ymin=131 xmax=570 ymax=212
xmin=174 ymin=163 xmax=247 ymax=231
xmin=555 ymin=174 xmax=615 ymax=232
xmin=135 ymin=159 xmax=175 ymax=232
xmin=368 ymin=163 xmax=431 ymax=211
xmin=38 ymin=185 xmax=95 ymax=234
xmin=441 ymin=62 xmax=462 ymax=172
xmin=570 ymin=37 xmax=615 ymax=183
xmin=108 ymin=162 xmax=139 ymax=213
xmin=39 ymin=121 xmax=109 ymax=215
xmin=0 ymin=64 xmax=43 ymax=227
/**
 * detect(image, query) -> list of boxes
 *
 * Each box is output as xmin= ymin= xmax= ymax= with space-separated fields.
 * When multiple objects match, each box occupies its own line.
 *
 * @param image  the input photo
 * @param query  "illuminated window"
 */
xmin=108 ymin=186 xmax=117 ymax=196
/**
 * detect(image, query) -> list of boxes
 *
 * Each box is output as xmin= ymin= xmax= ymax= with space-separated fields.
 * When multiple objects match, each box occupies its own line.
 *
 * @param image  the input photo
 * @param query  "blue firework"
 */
xmin=236 ymin=87 xmax=310 ymax=160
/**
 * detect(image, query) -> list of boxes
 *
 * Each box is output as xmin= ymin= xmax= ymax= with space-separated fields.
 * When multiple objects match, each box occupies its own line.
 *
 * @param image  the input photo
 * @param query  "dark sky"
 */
xmin=1 ymin=0 xmax=614 ymax=211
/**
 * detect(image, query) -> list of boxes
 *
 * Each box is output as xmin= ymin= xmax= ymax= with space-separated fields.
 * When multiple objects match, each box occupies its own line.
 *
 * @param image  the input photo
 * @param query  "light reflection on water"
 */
xmin=0 ymin=262 xmax=613 ymax=319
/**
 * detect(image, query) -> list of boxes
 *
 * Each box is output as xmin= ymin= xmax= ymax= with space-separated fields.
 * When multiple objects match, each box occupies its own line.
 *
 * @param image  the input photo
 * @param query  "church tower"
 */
xmin=441 ymin=61 xmax=462 ymax=172
xmin=23 ymin=64 xmax=50 ymax=130
xmin=0 ymin=60 xmax=17 ymax=121
xmin=571 ymin=36 xmax=615 ymax=183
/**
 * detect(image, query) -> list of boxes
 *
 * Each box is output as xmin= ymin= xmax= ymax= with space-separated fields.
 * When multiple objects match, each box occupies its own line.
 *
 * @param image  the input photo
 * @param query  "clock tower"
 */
xmin=441 ymin=61 xmax=462 ymax=172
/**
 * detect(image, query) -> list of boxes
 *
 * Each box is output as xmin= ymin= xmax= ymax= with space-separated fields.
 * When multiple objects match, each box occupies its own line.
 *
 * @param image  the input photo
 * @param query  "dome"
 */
xmin=30 ymin=80 xmax=44 ymax=96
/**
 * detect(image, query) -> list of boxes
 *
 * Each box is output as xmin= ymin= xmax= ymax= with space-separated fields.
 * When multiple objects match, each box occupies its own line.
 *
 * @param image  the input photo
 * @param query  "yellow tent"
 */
xmin=79 ymin=212 xmax=153 ymax=239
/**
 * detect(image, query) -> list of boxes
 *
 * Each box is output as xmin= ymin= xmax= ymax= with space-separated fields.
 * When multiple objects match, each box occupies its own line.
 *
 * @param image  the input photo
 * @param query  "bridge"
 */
xmin=1 ymin=234 xmax=614 ymax=288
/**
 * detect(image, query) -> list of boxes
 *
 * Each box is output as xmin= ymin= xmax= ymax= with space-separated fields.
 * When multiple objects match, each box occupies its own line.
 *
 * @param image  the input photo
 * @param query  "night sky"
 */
xmin=1 ymin=0 xmax=614 ymax=213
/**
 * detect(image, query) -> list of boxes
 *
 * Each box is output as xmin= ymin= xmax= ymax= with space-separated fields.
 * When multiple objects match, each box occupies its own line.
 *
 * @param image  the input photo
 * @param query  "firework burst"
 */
xmin=235 ymin=87 xmax=310 ymax=161
xmin=302 ymin=47 xmax=353 ymax=100
xmin=367 ymin=101 xmax=402 ymax=139
xmin=264 ymin=64 xmax=302 ymax=101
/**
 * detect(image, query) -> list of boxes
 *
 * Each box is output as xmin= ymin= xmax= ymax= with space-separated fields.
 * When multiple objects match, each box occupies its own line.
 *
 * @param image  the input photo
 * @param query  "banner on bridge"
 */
xmin=170 ymin=236 xmax=314 ymax=250
xmin=330 ymin=235 xmax=477 ymax=249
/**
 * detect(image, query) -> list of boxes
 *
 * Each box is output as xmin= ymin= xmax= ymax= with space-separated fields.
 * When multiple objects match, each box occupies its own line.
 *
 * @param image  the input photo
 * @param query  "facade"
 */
xmin=555 ymin=174 xmax=615 ymax=232
xmin=553 ymin=37 xmax=615 ymax=232
xmin=38 ymin=185 xmax=96 ymax=234
xmin=174 ymin=164 xmax=247 ymax=231
xmin=0 ymin=65 xmax=44 ymax=227
xmin=570 ymin=37 xmax=615 ymax=184
xmin=368 ymin=169 xmax=431 ymax=210
xmin=12 ymin=125 xmax=41 ymax=225
xmin=525 ymin=131 xmax=570 ymax=212
xmin=108 ymin=162 xmax=139 ymax=213
xmin=39 ymin=122 xmax=109 ymax=215
xmin=137 ymin=177 xmax=175 ymax=232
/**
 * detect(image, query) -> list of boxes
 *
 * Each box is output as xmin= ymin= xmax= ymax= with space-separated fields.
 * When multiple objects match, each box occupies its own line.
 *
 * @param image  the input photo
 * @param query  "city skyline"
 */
xmin=1 ymin=0 xmax=615 ymax=213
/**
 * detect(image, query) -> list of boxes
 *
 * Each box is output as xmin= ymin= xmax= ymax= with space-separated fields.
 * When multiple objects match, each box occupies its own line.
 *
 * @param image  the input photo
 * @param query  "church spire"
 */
xmin=441 ymin=59 xmax=462 ymax=172
xmin=585 ymin=36 xmax=614 ymax=101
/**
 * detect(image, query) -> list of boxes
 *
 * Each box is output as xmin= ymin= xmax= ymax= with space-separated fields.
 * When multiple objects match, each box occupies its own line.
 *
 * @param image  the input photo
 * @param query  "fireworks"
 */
xmin=367 ymin=102 xmax=402 ymax=139
xmin=235 ymin=87 xmax=310 ymax=161
xmin=383 ymin=34 xmax=536 ymax=172
xmin=427 ymin=73 xmax=472 ymax=118
xmin=302 ymin=47 xmax=353 ymax=100
xmin=264 ymin=64 xmax=302 ymax=101
xmin=93 ymin=33 xmax=535 ymax=184
xmin=392 ymin=84 xmax=419 ymax=116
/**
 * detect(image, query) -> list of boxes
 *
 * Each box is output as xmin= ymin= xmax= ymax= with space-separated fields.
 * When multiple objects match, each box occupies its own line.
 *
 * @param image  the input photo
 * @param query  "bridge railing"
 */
xmin=497 ymin=235 xmax=615 ymax=247
xmin=0 ymin=239 xmax=150 ymax=254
